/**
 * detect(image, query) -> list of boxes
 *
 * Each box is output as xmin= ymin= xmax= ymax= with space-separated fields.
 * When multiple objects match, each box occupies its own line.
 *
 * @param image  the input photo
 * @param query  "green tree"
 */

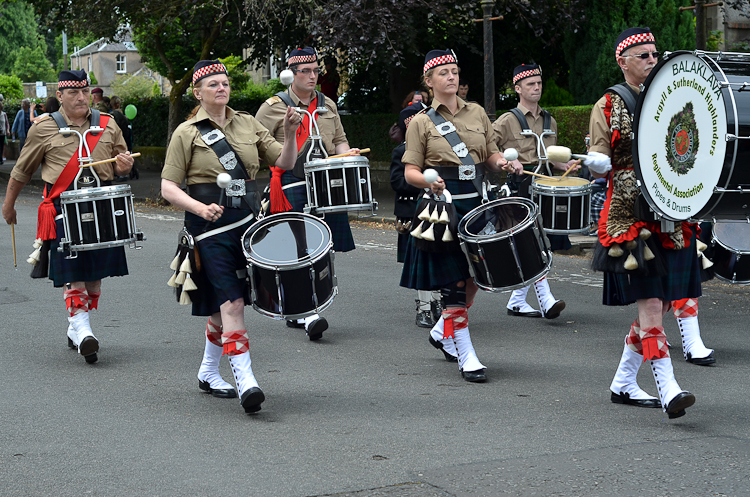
xmin=111 ymin=73 xmax=156 ymax=99
xmin=0 ymin=1 xmax=39 ymax=75
xmin=12 ymin=45 xmax=56 ymax=82
xmin=564 ymin=0 xmax=695 ymax=104
xmin=0 ymin=74 xmax=24 ymax=99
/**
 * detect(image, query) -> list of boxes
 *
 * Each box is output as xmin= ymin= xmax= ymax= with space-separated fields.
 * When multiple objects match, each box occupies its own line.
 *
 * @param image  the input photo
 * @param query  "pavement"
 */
xmin=0 ymin=159 xmax=597 ymax=255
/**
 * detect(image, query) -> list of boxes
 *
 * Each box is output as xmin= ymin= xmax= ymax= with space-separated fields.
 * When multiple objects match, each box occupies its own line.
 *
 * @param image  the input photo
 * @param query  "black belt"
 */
xmin=187 ymin=180 xmax=258 ymax=209
xmin=432 ymin=163 xmax=486 ymax=180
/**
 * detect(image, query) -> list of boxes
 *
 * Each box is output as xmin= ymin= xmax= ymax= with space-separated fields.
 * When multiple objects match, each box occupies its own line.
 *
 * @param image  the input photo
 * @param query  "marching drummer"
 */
xmin=400 ymin=49 xmax=517 ymax=382
xmin=255 ymin=47 xmax=360 ymax=341
xmin=1 ymin=70 xmax=133 ymax=365
xmin=493 ymin=64 xmax=577 ymax=320
xmin=588 ymin=27 xmax=704 ymax=418
xmin=161 ymin=60 xmax=299 ymax=414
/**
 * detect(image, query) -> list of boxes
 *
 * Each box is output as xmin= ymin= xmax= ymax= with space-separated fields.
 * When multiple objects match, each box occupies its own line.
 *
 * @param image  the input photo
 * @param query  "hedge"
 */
xmin=497 ymin=105 xmax=593 ymax=154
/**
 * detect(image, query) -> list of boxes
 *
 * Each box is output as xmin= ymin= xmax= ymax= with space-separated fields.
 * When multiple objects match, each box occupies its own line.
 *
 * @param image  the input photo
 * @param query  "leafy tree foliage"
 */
xmin=111 ymin=73 xmax=157 ymax=99
xmin=12 ymin=44 xmax=56 ymax=82
xmin=0 ymin=74 xmax=24 ymax=99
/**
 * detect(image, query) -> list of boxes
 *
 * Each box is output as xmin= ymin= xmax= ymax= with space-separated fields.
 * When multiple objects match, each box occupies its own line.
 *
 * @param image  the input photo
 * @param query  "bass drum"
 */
xmin=242 ymin=212 xmax=337 ymax=320
xmin=633 ymin=50 xmax=750 ymax=222
xmin=711 ymin=221 xmax=750 ymax=284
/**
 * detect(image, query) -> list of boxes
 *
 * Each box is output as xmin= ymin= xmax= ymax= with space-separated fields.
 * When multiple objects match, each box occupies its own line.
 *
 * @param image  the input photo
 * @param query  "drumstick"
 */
xmin=522 ymin=170 xmax=555 ymax=180
xmin=11 ymin=223 xmax=17 ymax=268
xmin=559 ymin=165 xmax=576 ymax=180
xmin=327 ymin=148 xmax=370 ymax=159
xmin=81 ymin=152 xmax=141 ymax=168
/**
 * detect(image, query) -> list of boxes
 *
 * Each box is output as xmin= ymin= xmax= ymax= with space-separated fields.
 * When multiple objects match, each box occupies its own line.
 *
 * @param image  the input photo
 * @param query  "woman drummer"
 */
xmin=161 ymin=60 xmax=299 ymax=414
xmin=400 ymin=49 xmax=520 ymax=382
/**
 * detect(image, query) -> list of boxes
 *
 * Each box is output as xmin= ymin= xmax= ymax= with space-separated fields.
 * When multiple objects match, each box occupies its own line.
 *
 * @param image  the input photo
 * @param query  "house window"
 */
xmin=116 ymin=54 xmax=126 ymax=74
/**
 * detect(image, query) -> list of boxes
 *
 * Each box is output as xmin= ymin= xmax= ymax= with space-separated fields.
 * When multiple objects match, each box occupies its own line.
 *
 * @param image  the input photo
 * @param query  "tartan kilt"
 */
xmin=280 ymin=169 xmax=355 ymax=252
xmin=397 ymin=230 xmax=409 ymax=263
xmin=400 ymin=179 xmax=480 ymax=290
xmin=49 ymin=203 xmax=128 ymax=287
xmin=185 ymin=209 xmax=255 ymax=316
xmin=602 ymin=233 xmax=702 ymax=306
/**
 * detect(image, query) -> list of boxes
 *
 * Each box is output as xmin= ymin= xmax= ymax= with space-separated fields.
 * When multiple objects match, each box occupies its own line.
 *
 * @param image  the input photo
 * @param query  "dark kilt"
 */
xmin=603 ymin=233 xmax=702 ymax=306
xmin=185 ymin=209 xmax=254 ymax=316
xmin=280 ymin=170 xmax=355 ymax=252
xmin=400 ymin=179 xmax=479 ymax=290
xmin=397 ymin=229 xmax=409 ymax=263
xmin=49 ymin=202 xmax=128 ymax=287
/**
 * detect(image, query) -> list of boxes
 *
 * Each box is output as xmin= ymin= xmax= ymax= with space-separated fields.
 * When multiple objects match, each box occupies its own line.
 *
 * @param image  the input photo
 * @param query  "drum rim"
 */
xmin=241 ymin=212 xmax=333 ymax=268
xmin=712 ymin=222 xmax=750 ymax=254
xmin=632 ymin=50 xmax=734 ymax=222
xmin=306 ymin=156 xmax=370 ymax=168
xmin=457 ymin=197 xmax=537 ymax=242
xmin=60 ymin=184 xmax=132 ymax=199
xmin=531 ymin=181 xmax=591 ymax=194
xmin=250 ymin=287 xmax=338 ymax=320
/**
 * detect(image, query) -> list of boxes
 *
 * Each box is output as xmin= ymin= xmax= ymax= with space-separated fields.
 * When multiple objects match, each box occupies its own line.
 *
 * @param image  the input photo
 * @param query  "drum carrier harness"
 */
xmin=508 ymin=106 xmax=555 ymax=176
xmin=274 ymin=90 xmax=329 ymax=179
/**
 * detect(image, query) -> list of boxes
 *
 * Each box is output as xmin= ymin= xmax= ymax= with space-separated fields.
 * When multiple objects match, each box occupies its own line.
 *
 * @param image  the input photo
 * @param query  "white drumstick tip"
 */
xmin=546 ymin=145 xmax=572 ymax=163
xmin=503 ymin=148 xmax=519 ymax=162
xmin=279 ymin=69 xmax=294 ymax=86
xmin=216 ymin=173 xmax=232 ymax=189
xmin=423 ymin=168 xmax=439 ymax=183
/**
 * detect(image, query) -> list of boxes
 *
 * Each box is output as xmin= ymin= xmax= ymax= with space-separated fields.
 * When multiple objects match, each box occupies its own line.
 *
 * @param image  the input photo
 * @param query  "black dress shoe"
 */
xmin=84 ymin=353 xmax=98 ymax=364
xmin=286 ymin=319 xmax=305 ymax=329
xmin=416 ymin=310 xmax=436 ymax=328
xmin=428 ymin=336 xmax=458 ymax=362
xmin=67 ymin=338 xmax=77 ymax=349
xmin=430 ymin=300 xmax=442 ymax=323
xmin=241 ymin=387 xmax=265 ymax=413
xmin=198 ymin=380 xmax=238 ymax=399
xmin=78 ymin=336 xmax=99 ymax=357
xmin=461 ymin=369 xmax=487 ymax=382
xmin=665 ymin=391 xmax=695 ymax=419
xmin=610 ymin=391 xmax=661 ymax=408
xmin=543 ymin=300 xmax=566 ymax=319
xmin=507 ymin=306 xmax=542 ymax=318
xmin=687 ymin=351 xmax=716 ymax=366
xmin=306 ymin=317 xmax=328 ymax=341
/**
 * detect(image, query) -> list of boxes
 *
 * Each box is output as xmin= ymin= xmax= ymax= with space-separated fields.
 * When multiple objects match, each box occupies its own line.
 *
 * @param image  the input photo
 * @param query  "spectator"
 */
xmin=579 ymin=131 xmax=607 ymax=235
xmin=457 ymin=79 xmax=469 ymax=100
xmin=318 ymin=57 xmax=341 ymax=102
xmin=110 ymin=96 xmax=132 ymax=151
xmin=91 ymin=87 xmax=109 ymax=113
xmin=11 ymin=98 xmax=37 ymax=151
xmin=0 ymin=102 xmax=9 ymax=163
xmin=31 ymin=97 xmax=60 ymax=124
xmin=401 ymin=90 xmax=426 ymax=109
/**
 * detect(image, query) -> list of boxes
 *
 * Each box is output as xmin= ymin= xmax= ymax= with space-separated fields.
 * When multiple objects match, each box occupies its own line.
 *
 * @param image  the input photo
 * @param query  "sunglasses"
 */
xmin=293 ymin=68 xmax=321 ymax=76
xmin=622 ymin=51 xmax=660 ymax=60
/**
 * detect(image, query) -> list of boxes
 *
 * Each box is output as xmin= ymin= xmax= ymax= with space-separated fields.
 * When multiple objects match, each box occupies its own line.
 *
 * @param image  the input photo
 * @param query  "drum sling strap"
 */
xmin=195 ymin=120 xmax=255 ymax=210
xmin=425 ymin=108 xmax=487 ymax=200
xmin=508 ymin=107 xmax=552 ymax=134
xmin=606 ymin=83 xmax=638 ymax=114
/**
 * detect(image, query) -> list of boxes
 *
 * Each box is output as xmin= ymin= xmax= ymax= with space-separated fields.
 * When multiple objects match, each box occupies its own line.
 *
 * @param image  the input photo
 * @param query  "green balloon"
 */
xmin=125 ymin=104 xmax=137 ymax=120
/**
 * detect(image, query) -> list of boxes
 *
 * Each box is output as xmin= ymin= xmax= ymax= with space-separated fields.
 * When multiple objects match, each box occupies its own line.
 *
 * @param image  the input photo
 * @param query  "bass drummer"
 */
xmin=2 ymin=70 xmax=133 ymax=365
xmin=161 ymin=60 xmax=299 ymax=414
xmin=493 ymin=64 xmax=579 ymax=320
xmin=588 ymin=27 xmax=706 ymax=419
xmin=255 ymin=47 xmax=360 ymax=341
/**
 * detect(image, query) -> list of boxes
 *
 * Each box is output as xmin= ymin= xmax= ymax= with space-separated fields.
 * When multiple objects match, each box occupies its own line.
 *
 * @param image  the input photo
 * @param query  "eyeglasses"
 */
xmin=293 ymin=68 xmax=321 ymax=76
xmin=622 ymin=51 xmax=660 ymax=60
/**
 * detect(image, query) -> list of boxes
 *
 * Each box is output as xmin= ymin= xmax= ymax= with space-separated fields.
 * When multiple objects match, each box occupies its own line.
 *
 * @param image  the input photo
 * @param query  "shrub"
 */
xmin=112 ymin=73 xmax=157 ymax=99
xmin=0 ymin=74 xmax=24 ymax=100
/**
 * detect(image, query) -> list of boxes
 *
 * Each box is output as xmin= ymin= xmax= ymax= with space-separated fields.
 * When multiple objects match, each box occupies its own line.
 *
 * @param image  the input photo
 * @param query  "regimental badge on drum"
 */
xmin=665 ymin=102 xmax=699 ymax=175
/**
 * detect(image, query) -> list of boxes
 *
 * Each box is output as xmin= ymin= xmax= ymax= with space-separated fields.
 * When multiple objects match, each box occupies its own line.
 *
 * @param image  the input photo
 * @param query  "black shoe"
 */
xmin=665 ymin=391 xmax=696 ymax=419
xmin=67 ymin=337 xmax=77 ymax=349
xmin=199 ymin=380 xmax=238 ymax=399
xmin=84 ymin=353 xmax=98 ymax=364
xmin=462 ymin=369 xmax=487 ymax=382
xmin=428 ymin=336 xmax=458 ymax=362
xmin=240 ymin=387 xmax=265 ymax=413
xmin=507 ymin=306 xmax=542 ymax=318
xmin=306 ymin=317 xmax=328 ymax=341
xmin=78 ymin=336 xmax=99 ymax=357
xmin=686 ymin=351 xmax=716 ymax=366
xmin=286 ymin=319 xmax=305 ymax=329
xmin=430 ymin=300 xmax=443 ymax=323
xmin=416 ymin=310 xmax=435 ymax=328
xmin=610 ymin=391 xmax=661 ymax=408
xmin=543 ymin=300 xmax=566 ymax=319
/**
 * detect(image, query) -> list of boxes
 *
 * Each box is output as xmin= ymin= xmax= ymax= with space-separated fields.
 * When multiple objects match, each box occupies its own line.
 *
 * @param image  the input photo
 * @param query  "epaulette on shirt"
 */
xmin=33 ymin=114 xmax=51 ymax=125
xmin=265 ymin=96 xmax=282 ymax=105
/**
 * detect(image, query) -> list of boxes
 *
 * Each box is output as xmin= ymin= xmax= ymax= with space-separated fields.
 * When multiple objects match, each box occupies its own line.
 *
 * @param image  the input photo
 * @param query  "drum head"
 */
xmin=534 ymin=177 xmax=589 ymax=188
xmin=306 ymin=156 xmax=370 ymax=169
xmin=634 ymin=51 xmax=729 ymax=221
xmin=459 ymin=198 xmax=535 ymax=241
xmin=243 ymin=213 xmax=331 ymax=267
xmin=713 ymin=222 xmax=750 ymax=253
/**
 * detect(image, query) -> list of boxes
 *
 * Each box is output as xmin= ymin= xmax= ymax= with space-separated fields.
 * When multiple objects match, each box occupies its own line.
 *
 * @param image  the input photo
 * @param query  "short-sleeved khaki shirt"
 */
xmin=402 ymin=97 xmax=499 ymax=170
xmin=589 ymin=82 xmax=640 ymax=157
xmin=162 ymin=107 xmax=283 ymax=186
xmin=255 ymin=89 xmax=347 ymax=155
xmin=10 ymin=108 xmax=127 ymax=184
xmin=492 ymin=104 xmax=558 ymax=168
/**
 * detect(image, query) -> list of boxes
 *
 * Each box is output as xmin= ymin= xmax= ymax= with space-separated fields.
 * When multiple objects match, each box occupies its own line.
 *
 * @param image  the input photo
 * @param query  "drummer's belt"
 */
xmin=187 ymin=181 xmax=260 ymax=214
xmin=432 ymin=164 xmax=485 ymax=200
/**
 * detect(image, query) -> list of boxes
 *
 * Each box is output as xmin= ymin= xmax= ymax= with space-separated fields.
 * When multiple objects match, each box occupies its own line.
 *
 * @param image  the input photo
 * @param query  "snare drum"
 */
xmin=242 ymin=212 xmax=337 ymax=320
xmin=458 ymin=197 xmax=552 ymax=292
xmin=634 ymin=50 xmax=750 ymax=221
xmin=304 ymin=156 xmax=378 ymax=215
xmin=711 ymin=221 xmax=750 ymax=284
xmin=531 ymin=177 xmax=592 ymax=234
xmin=59 ymin=184 xmax=144 ymax=254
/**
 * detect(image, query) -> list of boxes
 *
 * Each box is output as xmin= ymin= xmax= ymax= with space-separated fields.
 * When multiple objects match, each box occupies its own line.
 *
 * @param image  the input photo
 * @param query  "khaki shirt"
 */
xmin=402 ymin=97 xmax=499 ymax=169
xmin=493 ymin=103 xmax=558 ymax=168
xmin=10 ymin=108 xmax=127 ymax=184
xmin=162 ymin=107 xmax=282 ymax=186
xmin=255 ymin=89 xmax=347 ymax=155
xmin=589 ymin=82 xmax=640 ymax=157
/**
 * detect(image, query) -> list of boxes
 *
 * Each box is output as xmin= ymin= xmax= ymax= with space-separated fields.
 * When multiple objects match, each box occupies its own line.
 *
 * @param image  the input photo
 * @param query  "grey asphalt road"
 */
xmin=1 ymin=181 xmax=749 ymax=497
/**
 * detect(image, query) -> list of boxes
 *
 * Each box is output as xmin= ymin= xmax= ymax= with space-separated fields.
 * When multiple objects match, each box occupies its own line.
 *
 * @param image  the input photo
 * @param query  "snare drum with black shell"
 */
xmin=531 ymin=177 xmax=592 ymax=234
xmin=304 ymin=156 xmax=378 ymax=215
xmin=711 ymin=221 xmax=750 ymax=284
